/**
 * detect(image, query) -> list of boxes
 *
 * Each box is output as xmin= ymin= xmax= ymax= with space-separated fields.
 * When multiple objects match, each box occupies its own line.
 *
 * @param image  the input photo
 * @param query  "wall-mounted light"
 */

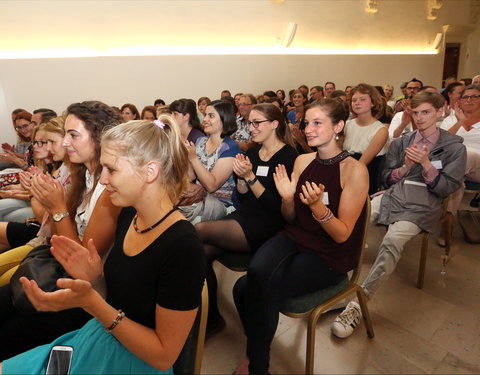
xmin=365 ymin=0 xmax=379 ymax=14
xmin=432 ymin=32 xmax=443 ymax=49
xmin=427 ymin=0 xmax=443 ymax=20
xmin=280 ymin=22 xmax=297 ymax=48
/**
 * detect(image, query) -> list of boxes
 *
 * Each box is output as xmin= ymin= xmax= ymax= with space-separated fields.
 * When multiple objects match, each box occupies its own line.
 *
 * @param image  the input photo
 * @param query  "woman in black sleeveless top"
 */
xmin=233 ymin=99 xmax=369 ymax=375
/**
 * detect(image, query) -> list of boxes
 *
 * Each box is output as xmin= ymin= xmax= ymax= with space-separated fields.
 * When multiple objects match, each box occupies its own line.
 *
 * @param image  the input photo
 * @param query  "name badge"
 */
xmin=322 ymin=191 xmax=329 ymax=205
xmin=256 ymin=166 xmax=269 ymax=177
xmin=431 ymin=160 xmax=443 ymax=169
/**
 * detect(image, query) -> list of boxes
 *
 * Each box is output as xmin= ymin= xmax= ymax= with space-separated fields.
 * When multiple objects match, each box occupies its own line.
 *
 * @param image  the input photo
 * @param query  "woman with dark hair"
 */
xmin=233 ymin=99 xmax=369 ymax=374
xmin=141 ymin=105 xmax=157 ymax=121
xmin=120 ymin=103 xmax=140 ymax=122
xmin=343 ymin=83 xmax=388 ymax=194
xmin=181 ymin=100 xmax=241 ymax=223
xmin=195 ymin=103 xmax=298 ymax=335
xmin=0 ymin=101 xmax=123 ymax=360
xmin=276 ymin=89 xmax=286 ymax=103
xmin=169 ymin=98 xmax=205 ymax=143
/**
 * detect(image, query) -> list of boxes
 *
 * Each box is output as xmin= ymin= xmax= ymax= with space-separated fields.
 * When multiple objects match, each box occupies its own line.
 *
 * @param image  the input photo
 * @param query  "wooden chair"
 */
xmin=280 ymin=197 xmax=374 ymax=375
xmin=173 ymin=281 xmax=208 ymax=375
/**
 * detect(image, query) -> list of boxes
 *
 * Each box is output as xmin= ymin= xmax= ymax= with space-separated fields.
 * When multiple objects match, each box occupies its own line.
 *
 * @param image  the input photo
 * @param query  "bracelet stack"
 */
xmin=105 ymin=309 xmax=125 ymax=332
xmin=312 ymin=207 xmax=334 ymax=223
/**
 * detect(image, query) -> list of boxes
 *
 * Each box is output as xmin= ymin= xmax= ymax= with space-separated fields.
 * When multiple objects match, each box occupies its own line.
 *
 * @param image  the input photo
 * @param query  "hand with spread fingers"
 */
xmin=19 ymin=170 xmax=33 ymax=192
xmin=50 ymin=235 xmax=103 ymax=284
xmin=20 ymin=276 xmax=97 ymax=312
xmin=405 ymin=144 xmax=429 ymax=165
xmin=273 ymin=164 xmax=297 ymax=202
xmin=299 ymin=181 xmax=325 ymax=208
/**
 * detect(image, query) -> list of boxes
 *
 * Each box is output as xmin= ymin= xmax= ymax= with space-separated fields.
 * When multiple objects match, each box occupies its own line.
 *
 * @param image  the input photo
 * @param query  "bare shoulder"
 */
xmin=340 ymin=156 xmax=369 ymax=188
xmin=294 ymin=152 xmax=316 ymax=171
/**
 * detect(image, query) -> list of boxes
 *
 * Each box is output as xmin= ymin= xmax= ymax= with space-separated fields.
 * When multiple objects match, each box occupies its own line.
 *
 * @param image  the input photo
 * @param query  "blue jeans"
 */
xmin=0 ymin=199 xmax=33 ymax=223
xmin=233 ymin=234 xmax=345 ymax=375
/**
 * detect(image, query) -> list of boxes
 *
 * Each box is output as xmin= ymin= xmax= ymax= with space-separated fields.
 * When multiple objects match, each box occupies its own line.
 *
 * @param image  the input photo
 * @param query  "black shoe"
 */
xmin=206 ymin=315 xmax=226 ymax=340
xmin=470 ymin=194 xmax=480 ymax=208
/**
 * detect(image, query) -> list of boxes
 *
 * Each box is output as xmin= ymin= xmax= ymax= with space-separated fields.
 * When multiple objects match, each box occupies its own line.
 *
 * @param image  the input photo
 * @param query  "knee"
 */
xmin=194 ymin=221 xmax=209 ymax=241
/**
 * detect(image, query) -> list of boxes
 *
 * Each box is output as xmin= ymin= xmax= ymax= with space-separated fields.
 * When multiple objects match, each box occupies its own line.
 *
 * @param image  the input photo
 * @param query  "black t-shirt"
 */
xmin=104 ymin=207 xmax=206 ymax=328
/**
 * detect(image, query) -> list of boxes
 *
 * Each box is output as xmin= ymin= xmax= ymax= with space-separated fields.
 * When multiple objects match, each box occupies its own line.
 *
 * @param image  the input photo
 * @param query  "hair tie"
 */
xmin=153 ymin=120 xmax=165 ymax=129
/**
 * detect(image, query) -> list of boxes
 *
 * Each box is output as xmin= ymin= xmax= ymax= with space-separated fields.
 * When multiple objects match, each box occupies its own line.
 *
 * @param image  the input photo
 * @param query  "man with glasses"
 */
xmin=233 ymin=93 xmax=257 ymax=151
xmin=389 ymin=78 xmax=424 ymax=140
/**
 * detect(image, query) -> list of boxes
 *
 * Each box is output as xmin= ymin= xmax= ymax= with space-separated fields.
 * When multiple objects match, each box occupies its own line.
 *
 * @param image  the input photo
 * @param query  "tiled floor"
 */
xmin=202 ymin=193 xmax=480 ymax=374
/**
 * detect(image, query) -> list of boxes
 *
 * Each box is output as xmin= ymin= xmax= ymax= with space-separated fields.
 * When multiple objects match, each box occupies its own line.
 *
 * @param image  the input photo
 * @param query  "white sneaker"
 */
xmin=331 ymin=301 xmax=362 ymax=338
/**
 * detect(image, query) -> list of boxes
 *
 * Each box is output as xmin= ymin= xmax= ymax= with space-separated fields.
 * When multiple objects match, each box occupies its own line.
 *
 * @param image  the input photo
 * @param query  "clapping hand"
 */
xmin=233 ymin=154 xmax=253 ymax=180
xmin=405 ymin=144 xmax=429 ymax=165
xmin=273 ymin=164 xmax=297 ymax=201
xmin=50 ymin=235 xmax=103 ymax=284
xmin=184 ymin=140 xmax=197 ymax=161
xmin=30 ymin=173 xmax=66 ymax=212
xmin=20 ymin=277 xmax=95 ymax=312
xmin=299 ymin=181 xmax=325 ymax=208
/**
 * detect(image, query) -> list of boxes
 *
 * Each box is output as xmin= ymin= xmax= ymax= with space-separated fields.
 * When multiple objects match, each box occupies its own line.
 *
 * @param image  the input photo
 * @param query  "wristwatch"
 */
xmin=52 ymin=212 xmax=69 ymax=222
xmin=246 ymin=177 xmax=258 ymax=186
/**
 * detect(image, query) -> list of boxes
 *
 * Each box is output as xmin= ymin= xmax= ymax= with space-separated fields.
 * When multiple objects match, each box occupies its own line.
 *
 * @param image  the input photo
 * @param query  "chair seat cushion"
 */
xmin=281 ymin=276 xmax=349 ymax=314
xmin=465 ymin=180 xmax=480 ymax=191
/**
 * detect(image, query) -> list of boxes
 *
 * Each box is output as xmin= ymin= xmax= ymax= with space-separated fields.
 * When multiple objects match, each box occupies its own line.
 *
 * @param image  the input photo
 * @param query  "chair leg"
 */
xmin=356 ymin=288 xmax=374 ymax=338
xmin=305 ymin=309 xmax=322 ymax=375
xmin=417 ymin=232 xmax=429 ymax=289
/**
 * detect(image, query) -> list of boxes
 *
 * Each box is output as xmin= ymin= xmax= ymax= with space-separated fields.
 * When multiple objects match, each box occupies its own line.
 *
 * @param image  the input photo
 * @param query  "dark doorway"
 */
xmin=442 ymin=43 xmax=460 ymax=87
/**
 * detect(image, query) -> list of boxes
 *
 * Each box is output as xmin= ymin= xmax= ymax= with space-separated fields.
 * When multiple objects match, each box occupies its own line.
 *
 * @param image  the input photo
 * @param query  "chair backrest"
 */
xmin=173 ymin=281 xmax=208 ymax=375
xmin=349 ymin=196 xmax=371 ymax=285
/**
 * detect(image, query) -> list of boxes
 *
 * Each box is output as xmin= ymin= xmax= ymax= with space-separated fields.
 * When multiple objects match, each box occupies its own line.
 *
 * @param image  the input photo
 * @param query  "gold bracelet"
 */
xmin=105 ymin=309 xmax=125 ymax=332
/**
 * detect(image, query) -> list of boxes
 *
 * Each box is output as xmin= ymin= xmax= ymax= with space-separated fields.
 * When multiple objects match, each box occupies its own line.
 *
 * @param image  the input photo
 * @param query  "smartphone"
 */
xmin=45 ymin=345 xmax=73 ymax=375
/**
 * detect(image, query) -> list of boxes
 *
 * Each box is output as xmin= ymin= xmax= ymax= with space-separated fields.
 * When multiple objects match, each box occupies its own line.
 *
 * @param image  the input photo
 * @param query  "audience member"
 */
xmin=195 ymin=103 xmax=297 ymax=337
xmin=169 ymin=98 xmax=205 ymax=143
xmin=0 ymin=101 xmax=123 ymax=359
xmin=325 ymin=81 xmax=336 ymax=97
xmin=181 ymin=100 xmax=240 ymax=222
xmin=439 ymin=84 xmax=480 ymax=245
xmin=1 ymin=117 xmax=205 ymax=374
xmin=332 ymin=91 xmax=466 ymax=339
xmin=140 ymin=105 xmax=157 ymax=121
xmin=153 ymin=98 xmax=166 ymax=107
xmin=309 ymin=85 xmax=324 ymax=103
xmin=197 ymin=96 xmax=211 ymax=123
xmin=233 ymin=94 xmax=257 ymax=151
xmin=221 ymin=90 xmax=232 ymax=99
xmin=120 ymin=103 xmax=140 ymax=122
xmin=343 ymin=83 xmax=388 ymax=194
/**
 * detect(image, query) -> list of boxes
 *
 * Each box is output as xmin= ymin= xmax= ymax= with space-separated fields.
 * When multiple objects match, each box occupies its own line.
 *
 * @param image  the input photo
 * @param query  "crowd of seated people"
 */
xmin=0 ymin=74 xmax=477 ymax=374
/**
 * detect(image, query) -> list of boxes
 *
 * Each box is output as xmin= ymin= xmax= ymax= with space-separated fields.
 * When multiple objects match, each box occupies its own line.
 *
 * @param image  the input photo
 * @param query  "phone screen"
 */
xmin=45 ymin=346 xmax=73 ymax=375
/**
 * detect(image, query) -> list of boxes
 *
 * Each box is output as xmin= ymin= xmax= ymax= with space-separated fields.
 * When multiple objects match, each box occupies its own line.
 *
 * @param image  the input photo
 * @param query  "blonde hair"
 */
xmin=101 ymin=115 xmax=189 ymax=203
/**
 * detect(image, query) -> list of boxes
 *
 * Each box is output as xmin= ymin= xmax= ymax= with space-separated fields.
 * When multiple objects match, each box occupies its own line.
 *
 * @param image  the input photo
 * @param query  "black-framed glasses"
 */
xmin=33 ymin=140 xmax=48 ymax=147
xmin=14 ymin=124 xmax=31 ymax=132
xmin=247 ymin=120 xmax=269 ymax=128
xmin=460 ymin=94 xmax=480 ymax=101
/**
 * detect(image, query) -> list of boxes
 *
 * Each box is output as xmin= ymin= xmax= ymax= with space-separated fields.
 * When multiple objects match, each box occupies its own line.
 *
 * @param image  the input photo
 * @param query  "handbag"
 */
xmin=10 ymin=244 xmax=71 ymax=314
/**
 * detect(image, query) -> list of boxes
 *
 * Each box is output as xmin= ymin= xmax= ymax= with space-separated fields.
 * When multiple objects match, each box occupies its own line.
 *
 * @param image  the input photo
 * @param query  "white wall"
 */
xmin=0 ymin=53 xmax=444 ymax=143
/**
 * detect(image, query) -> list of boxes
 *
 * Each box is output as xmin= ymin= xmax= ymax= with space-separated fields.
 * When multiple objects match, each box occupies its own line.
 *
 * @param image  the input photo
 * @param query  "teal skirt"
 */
xmin=3 ymin=318 xmax=172 ymax=375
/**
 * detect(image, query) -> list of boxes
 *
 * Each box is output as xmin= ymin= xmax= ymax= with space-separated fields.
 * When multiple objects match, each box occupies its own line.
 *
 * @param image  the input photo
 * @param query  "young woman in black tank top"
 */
xmin=233 ymin=98 xmax=369 ymax=375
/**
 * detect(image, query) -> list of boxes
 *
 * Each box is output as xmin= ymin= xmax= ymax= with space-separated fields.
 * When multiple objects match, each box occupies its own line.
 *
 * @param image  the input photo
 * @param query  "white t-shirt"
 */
xmin=343 ymin=119 xmax=388 ymax=156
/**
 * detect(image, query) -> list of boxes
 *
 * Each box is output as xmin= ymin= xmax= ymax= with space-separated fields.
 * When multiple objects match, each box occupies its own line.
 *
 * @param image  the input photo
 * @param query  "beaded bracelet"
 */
xmin=105 ymin=309 xmax=125 ymax=332
xmin=312 ymin=207 xmax=334 ymax=224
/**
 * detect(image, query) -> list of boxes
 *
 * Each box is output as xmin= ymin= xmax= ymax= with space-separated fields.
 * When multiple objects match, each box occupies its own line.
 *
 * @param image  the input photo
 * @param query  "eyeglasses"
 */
xmin=406 ymin=86 xmax=421 ymax=91
xmin=460 ymin=94 xmax=480 ymax=101
xmin=14 ymin=124 xmax=31 ymax=131
xmin=33 ymin=140 xmax=48 ymax=147
xmin=248 ymin=120 xmax=269 ymax=128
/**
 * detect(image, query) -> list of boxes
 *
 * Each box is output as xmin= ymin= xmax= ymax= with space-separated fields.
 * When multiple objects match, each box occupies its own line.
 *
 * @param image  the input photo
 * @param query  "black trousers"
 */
xmin=233 ymin=234 xmax=344 ymax=375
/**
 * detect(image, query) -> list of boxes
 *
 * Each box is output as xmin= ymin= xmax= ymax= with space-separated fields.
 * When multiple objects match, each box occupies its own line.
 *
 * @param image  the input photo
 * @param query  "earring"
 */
xmin=335 ymin=134 xmax=339 ymax=141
